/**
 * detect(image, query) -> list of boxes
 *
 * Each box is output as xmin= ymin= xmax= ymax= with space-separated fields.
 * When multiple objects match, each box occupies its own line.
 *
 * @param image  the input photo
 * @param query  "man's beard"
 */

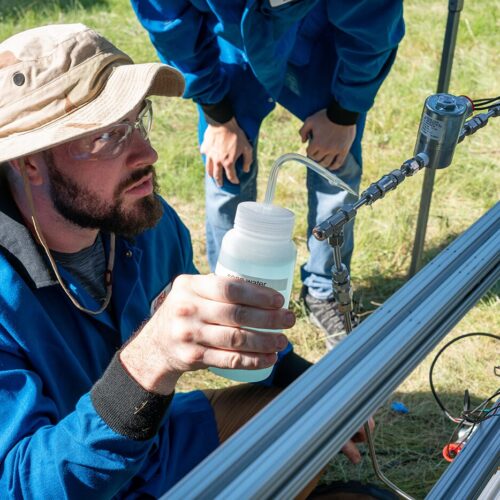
xmin=45 ymin=151 xmax=163 ymax=238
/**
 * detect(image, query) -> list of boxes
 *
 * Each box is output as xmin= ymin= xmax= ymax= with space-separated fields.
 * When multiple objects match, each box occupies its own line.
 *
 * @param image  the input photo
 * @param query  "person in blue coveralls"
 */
xmin=131 ymin=0 xmax=405 ymax=349
xmin=0 ymin=24 xmax=372 ymax=498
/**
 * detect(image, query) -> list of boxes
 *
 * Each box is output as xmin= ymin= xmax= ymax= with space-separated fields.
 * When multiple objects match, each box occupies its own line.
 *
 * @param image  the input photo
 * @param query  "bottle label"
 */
xmin=216 ymin=263 xmax=288 ymax=294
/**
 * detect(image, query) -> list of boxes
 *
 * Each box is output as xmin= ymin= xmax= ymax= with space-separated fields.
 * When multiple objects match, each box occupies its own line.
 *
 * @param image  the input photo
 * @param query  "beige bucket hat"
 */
xmin=0 ymin=23 xmax=185 ymax=163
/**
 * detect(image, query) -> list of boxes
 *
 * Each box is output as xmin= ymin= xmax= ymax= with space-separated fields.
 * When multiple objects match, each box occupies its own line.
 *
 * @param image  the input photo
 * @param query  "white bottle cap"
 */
xmin=234 ymin=202 xmax=295 ymax=240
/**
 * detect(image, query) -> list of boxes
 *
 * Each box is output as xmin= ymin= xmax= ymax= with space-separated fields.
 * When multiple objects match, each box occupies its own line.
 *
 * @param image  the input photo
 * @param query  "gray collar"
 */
xmin=0 ymin=171 xmax=57 ymax=288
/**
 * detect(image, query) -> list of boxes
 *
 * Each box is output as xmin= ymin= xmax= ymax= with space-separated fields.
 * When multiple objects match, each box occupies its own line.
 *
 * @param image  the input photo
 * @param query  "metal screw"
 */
xmin=13 ymin=72 xmax=25 ymax=86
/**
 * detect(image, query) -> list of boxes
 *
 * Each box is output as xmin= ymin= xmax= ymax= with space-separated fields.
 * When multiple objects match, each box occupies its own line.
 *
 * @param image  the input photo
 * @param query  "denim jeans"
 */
xmin=301 ymin=153 xmax=361 ymax=299
xmin=200 ymin=114 xmax=362 ymax=301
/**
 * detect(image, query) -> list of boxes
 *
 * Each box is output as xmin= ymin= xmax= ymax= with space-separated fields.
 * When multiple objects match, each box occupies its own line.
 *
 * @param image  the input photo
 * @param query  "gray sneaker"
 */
xmin=302 ymin=288 xmax=356 ymax=350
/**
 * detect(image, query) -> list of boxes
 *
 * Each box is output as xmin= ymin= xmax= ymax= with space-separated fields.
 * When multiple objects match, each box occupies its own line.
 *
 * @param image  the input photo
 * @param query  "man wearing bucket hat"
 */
xmin=0 ymin=24 xmax=370 ymax=497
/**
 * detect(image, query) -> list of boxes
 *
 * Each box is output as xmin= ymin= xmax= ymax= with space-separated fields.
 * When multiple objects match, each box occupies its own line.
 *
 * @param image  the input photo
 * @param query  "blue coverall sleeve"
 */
xmin=327 ymin=0 xmax=405 ymax=113
xmin=0 ymin=342 xmax=153 ymax=498
xmin=131 ymin=0 xmax=230 ymax=105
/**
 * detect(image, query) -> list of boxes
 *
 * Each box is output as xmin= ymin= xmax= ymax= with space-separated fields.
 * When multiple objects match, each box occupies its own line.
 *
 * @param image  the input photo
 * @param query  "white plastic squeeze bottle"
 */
xmin=210 ymin=152 xmax=356 ymax=382
xmin=211 ymin=201 xmax=296 ymax=382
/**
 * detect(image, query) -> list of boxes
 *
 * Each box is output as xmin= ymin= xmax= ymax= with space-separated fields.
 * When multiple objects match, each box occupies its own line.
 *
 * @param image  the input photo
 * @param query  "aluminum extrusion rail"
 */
xmin=426 ymin=402 xmax=500 ymax=499
xmin=163 ymin=203 xmax=499 ymax=500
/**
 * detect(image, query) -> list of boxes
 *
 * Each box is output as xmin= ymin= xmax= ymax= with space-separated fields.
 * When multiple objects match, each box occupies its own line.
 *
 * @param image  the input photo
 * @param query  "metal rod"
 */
xmin=329 ymin=232 xmax=354 ymax=334
xmin=365 ymin=423 xmax=415 ymax=500
xmin=313 ymin=154 xmax=428 ymax=242
xmin=331 ymin=233 xmax=414 ymax=499
xmin=409 ymin=0 xmax=464 ymax=276
xmin=332 ymin=245 xmax=343 ymax=269
xmin=162 ymin=203 xmax=499 ymax=500
xmin=408 ymin=167 xmax=436 ymax=274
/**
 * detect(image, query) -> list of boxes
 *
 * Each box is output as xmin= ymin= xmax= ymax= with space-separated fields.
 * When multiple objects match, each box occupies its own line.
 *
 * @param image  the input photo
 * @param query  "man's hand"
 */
xmin=341 ymin=417 xmax=375 ymax=464
xmin=200 ymin=117 xmax=253 ymax=187
xmin=120 ymin=274 xmax=295 ymax=395
xmin=299 ymin=109 xmax=356 ymax=170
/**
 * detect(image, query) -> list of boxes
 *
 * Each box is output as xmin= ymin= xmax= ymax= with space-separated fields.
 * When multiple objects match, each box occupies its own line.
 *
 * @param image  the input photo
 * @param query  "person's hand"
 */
xmin=120 ymin=274 xmax=295 ymax=395
xmin=200 ymin=117 xmax=253 ymax=187
xmin=340 ymin=417 xmax=375 ymax=464
xmin=299 ymin=109 xmax=356 ymax=170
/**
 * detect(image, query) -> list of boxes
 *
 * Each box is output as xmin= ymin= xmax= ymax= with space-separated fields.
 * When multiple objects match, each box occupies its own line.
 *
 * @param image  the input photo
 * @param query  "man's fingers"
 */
xmin=203 ymin=347 xmax=278 ymax=371
xmin=309 ymin=150 xmax=333 ymax=168
xmin=306 ymin=140 xmax=335 ymax=167
xmin=299 ymin=121 xmax=313 ymax=143
xmin=222 ymin=157 xmax=240 ymax=184
xmin=213 ymin=162 xmax=224 ymax=187
xmin=190 ymin=274 xmax=285 ymax=308
xmin=351 ymin=430 xmax=366 ymax=443
xmin=352 ymin=418 xmax=375 ymax=443
xmin=329 ymin=152 xmax=346 ymax=170
xmin=170 ymin=275 xmax=295 ymax=332
xmin=242 ymin=146 xmax=253 ymax=173
xmin=197 ymin=324 xmax=288 ymax=353
xmin=205 ymin=157 xmax=214 ymax=179
xmin=368 ymin=417 xmax=375 ymax=432
xmin=341 ymin=418 xmax=375 ymax=464
xmin=306 ymin=143 xmax=321 ymax=160
xmin=199 ymin=299 xmax=295 ymax=330
xmin=341 ymin=439 xmax=362 ymax=465
xmin=319 ymin=154 xmax=335 ymax=168
xmin=206 ymin=156 xmax=242 ymax=186
xmin=168 ymin=341 xmax=278 ymax=372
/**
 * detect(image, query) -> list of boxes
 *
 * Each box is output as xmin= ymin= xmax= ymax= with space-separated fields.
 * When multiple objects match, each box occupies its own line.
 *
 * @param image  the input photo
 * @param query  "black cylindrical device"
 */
xmin=414 ymin=93 xmax=473 ymax=169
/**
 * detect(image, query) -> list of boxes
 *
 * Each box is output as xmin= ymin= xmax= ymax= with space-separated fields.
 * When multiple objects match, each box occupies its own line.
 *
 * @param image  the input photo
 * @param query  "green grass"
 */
xmin=2 ymin=1 xmax=499 ymax=497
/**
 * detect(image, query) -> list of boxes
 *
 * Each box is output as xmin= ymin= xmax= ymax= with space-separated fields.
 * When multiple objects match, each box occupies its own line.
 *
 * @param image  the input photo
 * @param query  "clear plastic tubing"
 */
xmin=212 ymin=202 xmax=297 ymax=382
xmin=264 ymin=152 xmax=358 ymax=204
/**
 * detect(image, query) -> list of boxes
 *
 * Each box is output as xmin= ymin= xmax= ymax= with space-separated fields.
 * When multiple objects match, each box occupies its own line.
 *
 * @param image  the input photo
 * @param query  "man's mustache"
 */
xmin=118 ymin=165 xmax=155 ymax=192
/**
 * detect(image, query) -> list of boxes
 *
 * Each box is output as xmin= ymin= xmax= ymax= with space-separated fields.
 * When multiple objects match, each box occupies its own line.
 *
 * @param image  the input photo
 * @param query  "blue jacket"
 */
xmin=0 ymin=174 xmax=294 ymax=497
xmin=132 ymin=0 xmax=405 ymax=162
xmin=0 ymin=178 xmax=219 ymax=498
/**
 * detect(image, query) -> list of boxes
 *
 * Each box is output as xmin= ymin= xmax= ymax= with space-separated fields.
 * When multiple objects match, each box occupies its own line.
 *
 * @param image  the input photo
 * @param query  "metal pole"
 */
xmin=329 ymin=231 xmax=414 ymax=499
xmin=409 ymin=0 xmax=465 ymax=276
xmin=163 ymin=203 xmax=499 ymax=500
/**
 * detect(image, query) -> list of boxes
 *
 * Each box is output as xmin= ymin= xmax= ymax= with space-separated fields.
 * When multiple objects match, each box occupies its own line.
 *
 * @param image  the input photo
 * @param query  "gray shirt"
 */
xmin=52 ymin=234 xmax=106 ymax=301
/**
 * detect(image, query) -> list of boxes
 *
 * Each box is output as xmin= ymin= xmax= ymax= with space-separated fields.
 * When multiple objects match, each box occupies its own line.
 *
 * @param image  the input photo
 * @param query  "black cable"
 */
xmin=474 ymin=101 xmax=500 ymax=110
xmin=429 ymin=332 xmax=500 ymax=424
xmin=463 ymin=391 xmax=500 ymax=424
xmin=471 ymin=95 xmax=500 ymax=104
xmin=472 ymin=95 xmax=499 ymax=102
xmin=442 ymin=397 xmax=499 ymax=461
xmin=470 ymin=95 xmax=500 ymax=110
xmin=462 ymin=397 xmax=499 ymax=425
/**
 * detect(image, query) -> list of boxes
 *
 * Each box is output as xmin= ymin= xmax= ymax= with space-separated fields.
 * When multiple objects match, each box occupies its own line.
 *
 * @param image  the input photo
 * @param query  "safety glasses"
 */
xmin=68 ymin=99 xmax=153 ymax=161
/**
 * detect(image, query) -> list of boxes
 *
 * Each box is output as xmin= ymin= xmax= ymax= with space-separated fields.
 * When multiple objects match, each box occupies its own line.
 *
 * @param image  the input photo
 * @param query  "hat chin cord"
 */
xmin=20 ymin=158 xmax=115 ymax=316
